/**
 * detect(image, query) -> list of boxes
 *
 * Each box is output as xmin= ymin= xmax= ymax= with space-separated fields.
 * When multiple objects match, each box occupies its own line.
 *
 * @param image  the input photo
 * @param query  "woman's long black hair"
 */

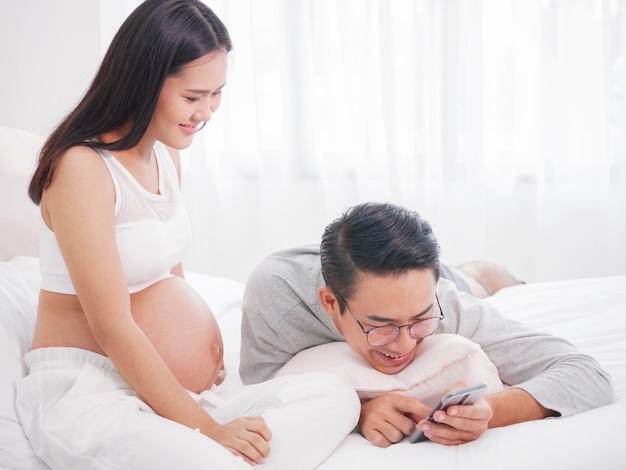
xmin=29 ymin=0 xmax=232 ymax=204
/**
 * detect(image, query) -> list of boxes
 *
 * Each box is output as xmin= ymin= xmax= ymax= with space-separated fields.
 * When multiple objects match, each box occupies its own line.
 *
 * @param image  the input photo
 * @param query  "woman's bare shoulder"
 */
xmin=53 ymin=145 xmax=108 ymax=174
xmin=44 ymin=145 xmax=115 ymax=208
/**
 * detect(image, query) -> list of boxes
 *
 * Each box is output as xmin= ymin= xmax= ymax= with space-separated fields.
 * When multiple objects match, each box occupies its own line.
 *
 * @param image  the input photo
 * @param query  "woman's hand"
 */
xmin=206 ymin=416 xmax=272 ymax=465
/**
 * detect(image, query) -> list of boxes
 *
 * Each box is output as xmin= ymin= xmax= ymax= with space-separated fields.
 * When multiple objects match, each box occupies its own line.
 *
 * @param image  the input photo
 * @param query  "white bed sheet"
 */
xmin=313 ymin=276 xmax=626 ymax=470
xmin=1 ymin=258 xmax=625 ymax=469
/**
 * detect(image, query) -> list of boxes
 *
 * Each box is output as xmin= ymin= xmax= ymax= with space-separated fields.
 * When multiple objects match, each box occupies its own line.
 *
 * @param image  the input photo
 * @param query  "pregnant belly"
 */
xmin=130 ymin=276 xmax=224 ymax=393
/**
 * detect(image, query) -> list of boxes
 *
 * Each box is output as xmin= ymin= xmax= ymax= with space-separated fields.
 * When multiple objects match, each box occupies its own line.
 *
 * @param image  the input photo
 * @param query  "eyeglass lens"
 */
xmin=367 ymin=317 xmax=441 ymax=346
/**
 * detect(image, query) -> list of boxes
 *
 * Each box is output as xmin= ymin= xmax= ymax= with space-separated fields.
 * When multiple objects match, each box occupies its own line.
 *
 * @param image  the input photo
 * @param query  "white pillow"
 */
xmin=0 ymin=256 xmax=49 ymax=469
xmin=276 ymin=334 xmax=503 ymax=409
xmin=0 ymin=126 xmax=44 ymax=261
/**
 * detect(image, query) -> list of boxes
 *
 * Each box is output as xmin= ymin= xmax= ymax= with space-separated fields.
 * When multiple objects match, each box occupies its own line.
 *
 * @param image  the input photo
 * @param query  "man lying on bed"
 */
xmin=239 ymin=201 xmax=615 ymax=448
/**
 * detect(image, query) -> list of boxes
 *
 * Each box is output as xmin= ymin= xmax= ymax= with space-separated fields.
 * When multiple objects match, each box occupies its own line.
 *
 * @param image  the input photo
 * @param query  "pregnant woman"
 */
xmin=16 ymin=1 xmax=359 ymax=469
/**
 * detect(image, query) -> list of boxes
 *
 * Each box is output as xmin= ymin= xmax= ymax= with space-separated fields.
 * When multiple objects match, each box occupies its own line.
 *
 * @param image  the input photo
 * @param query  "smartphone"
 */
xmin=407 ymin=383 xmax=487 ymax=443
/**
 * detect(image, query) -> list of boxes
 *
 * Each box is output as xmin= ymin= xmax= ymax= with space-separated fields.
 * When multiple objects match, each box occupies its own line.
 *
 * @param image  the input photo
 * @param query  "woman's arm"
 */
xmin=45 ymin=147 xmax=216 ymax=429
xmin=44 ymin=147 xmax=269 ymax=464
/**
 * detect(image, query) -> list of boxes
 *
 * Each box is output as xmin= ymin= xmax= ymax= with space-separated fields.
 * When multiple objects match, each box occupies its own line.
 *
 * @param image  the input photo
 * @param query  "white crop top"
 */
xmin=39 ymin=142 xmax=192 ymax=294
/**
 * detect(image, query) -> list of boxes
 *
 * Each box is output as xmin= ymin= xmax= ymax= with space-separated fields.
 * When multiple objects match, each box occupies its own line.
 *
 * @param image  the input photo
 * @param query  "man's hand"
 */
xmin=206 ymin=416 xmax=272 ymax=465
xmin=359 ymin=393 xmax=430 ymax=447
xmin=416 ymin=397 xmax=493 ymax=445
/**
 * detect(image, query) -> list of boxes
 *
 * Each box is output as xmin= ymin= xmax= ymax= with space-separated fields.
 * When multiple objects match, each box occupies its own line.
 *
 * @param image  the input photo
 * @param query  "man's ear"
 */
xmin=318 ymin=286 xmax=341 ymax=319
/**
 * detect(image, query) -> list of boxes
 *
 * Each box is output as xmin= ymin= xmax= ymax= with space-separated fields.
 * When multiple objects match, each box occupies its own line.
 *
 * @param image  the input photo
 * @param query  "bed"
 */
xmin=1 ymin=126 xmax=625 ymax=469
xmin=2 ymin=260 xmax=625 ymax=469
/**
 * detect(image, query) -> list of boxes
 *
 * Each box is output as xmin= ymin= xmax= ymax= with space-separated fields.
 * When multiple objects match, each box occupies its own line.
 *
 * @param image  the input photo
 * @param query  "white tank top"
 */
xmin=39 ymin=142 xmax=192 ymax=294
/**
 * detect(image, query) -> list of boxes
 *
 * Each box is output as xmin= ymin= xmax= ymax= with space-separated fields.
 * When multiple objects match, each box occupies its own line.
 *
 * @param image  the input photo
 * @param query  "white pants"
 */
xmin=16 ymin=347 xmax=360 ymax=470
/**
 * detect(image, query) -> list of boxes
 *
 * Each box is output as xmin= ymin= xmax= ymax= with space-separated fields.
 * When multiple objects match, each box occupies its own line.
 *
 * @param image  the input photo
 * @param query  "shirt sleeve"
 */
xmin=239 ymin=251 xmax=342 ymax=384
xmin=437 ymin=279 xmax=615 ymax=416
xmin=239 ymin=301 xmax=295 ymax=385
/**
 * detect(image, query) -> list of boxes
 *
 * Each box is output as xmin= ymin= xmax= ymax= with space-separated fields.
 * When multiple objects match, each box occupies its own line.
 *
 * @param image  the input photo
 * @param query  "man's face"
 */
xmin=320 ymin=268 xmax=440 ymax=375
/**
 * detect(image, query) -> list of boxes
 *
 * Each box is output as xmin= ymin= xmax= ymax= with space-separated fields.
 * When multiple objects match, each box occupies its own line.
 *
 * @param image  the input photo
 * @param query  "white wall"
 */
xmin=1 ymin=2 xmax=97 ymax=135
xmin=0 ymin=1 xmax=138 ymax=136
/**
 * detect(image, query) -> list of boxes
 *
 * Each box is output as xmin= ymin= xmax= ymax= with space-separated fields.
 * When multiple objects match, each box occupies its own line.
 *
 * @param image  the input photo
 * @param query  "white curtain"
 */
xmin=181 ymin=0 xmax=626 ymax=282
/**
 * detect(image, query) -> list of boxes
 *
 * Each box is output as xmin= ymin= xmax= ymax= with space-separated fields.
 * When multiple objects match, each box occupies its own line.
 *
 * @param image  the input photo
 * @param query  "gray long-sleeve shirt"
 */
xmin=240 ymin=245 xmax=614 ymax=417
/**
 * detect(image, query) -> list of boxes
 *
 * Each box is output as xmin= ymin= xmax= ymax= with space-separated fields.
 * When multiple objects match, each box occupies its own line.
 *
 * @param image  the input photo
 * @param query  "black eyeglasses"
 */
xmin=333 ymin=290 xmax=444 ymax=347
